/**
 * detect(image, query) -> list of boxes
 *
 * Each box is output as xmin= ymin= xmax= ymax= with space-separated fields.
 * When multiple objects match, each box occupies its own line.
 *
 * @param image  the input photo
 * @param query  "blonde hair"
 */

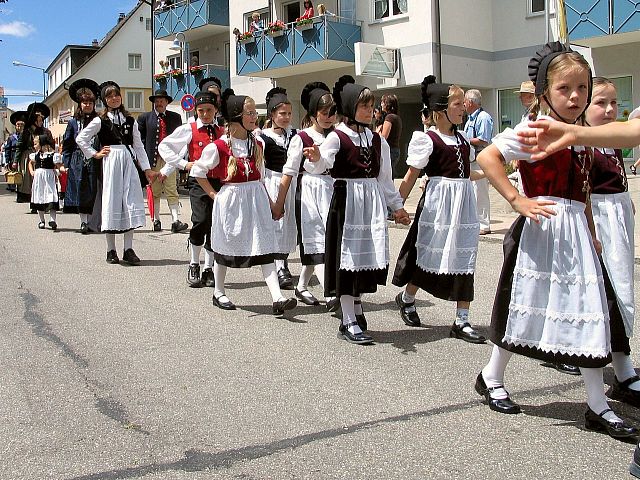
xmin=224 ymin=98 xmax=263 ymax=182
xmin=529 ymin=52 xmax=591 ymax=120
xmin=424 ymin=85 xmax=464 ymax=128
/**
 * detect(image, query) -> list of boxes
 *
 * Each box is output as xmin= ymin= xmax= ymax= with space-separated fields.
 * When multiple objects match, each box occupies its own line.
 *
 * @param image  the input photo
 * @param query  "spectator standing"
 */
xmin=249 ymin=12 xmax=263 ymax=33
xmin=516 ymin=81 xmax=536 ymax=123
xmin=379 ymin=94 xmax=402 ymax=177
xmin=299 ymin=0 xmax=315 ymax=20
xmin=463 ymin=89 xmax=493 ymax=234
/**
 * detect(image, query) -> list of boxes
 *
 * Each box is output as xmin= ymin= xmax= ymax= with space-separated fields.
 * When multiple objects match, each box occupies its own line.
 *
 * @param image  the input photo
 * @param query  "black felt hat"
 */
xmin=149 ymin=89 xmax=173 ymax=103
xmin=9 ymin=110 xmax=28 ymax=125
xmin=68 ymin=78 xmax=100 ymax=103
xmin=333 ymin=75 xmax=366 ymax=120
xmin=26 ymin=102 xmax=50 ymax=122
xmin=301 ymin=81 xmax=331 ymax=115
xmin=99 ymin=81 xmax=120 ymax=102
xmin=421 ymin=75 xmax=450 ymax=112
xmin=220 ymin=88 xmax=247 ymax=122
xmin=266 ymin=87 xmax=289 ymax=113
xmin=198 ymin=76 xmax=222 ymax=92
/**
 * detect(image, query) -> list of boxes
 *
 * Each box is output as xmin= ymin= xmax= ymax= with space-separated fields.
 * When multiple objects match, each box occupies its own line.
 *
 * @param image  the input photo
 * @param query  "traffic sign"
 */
xmin=181 ymin=94 xmax=195 ymax=112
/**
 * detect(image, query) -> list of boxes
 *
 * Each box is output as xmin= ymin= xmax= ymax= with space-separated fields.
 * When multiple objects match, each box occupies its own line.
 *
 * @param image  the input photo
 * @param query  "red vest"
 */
xmin=211 ymin=139 xmax=262 ymax=183
xmin=188 ymin=122 xmax=224 ymax=178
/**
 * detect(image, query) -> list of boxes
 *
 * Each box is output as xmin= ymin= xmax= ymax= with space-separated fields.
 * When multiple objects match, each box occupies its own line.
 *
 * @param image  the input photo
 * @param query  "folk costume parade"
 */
xmin=62 ymin=78 xmax=102 ymax=233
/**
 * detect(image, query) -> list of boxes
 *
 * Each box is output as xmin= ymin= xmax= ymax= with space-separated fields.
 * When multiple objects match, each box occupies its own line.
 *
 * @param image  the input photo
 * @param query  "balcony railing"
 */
xmin=236 ymin=15 xmax=362 ymax=77
xmin=154 ymin=0 xmax=229 ymax=39
xmin=566 ymin=0 xmax=640 ymax=40
xmin=154 ymin=64 xmax=230 ymax=99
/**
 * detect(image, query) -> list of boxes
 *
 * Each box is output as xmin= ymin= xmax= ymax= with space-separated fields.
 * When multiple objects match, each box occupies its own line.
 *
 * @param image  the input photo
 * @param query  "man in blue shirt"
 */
xmin=463 ymin=89 xmax=494 ymax=234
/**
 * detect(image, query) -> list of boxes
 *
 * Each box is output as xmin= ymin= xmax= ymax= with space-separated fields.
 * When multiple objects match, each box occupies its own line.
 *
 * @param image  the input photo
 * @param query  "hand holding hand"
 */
xmin=592 ymin=237 xmax=602 ymax=256
xmin=393 ymin=208 xmax=411 ymax=225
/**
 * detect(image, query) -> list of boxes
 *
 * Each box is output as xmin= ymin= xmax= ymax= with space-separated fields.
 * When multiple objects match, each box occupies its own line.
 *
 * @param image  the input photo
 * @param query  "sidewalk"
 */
xmin=398 ymin=163 xmax=640 ymax=257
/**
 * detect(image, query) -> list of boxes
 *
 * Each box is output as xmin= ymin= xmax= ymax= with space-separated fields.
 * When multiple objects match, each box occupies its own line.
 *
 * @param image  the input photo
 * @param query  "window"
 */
xmin=167 ymin=54 xmax=181 ymax=70
xmin=190 ymin=50 xmax=200 ymax=68
xmin=128 ymin=53 xmax=142 ymax=70
xmin=145 ymin=17 xmax=152 ymax=31
xmin=373 ymin=0 xmax=407 ymax=20
xmin=498 ymin=88 xmax=523 ymax=133
xmin=530 ymin=0 xmax=545 ymax=13
xmin=126 ymin=91 xmax=143 ymax=111
xmin=244 ymin=8 xmax=269 ymax=31
xmin=283 ymin=1 xmax=300 ymax=23
xmin=610 ymin=76 xmax=634 ymax=158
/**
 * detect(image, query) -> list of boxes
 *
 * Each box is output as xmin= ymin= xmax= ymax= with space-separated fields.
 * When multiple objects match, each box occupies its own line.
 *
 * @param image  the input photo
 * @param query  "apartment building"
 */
xmin=153 ymin=0 xmax=640 ymax=162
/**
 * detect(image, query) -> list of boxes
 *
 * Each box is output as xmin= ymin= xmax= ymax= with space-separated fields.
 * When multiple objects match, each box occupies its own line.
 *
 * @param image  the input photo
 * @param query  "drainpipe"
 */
xmin=544 ymin=0 xmax=550 ymax=42
xmin=434 ymin=0 xmax=442 ymax=82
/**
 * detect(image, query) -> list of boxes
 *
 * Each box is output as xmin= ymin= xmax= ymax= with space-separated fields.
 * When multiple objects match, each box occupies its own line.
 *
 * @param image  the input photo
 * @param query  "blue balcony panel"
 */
xmin=566 ymin=0 xmax=640 ymax=42
xmin=155 ymin=65 xmax=230 ymax=100
xmin=237 ymin=16 xmax=361 ymax=78
xmin=154 ymin=0 xmax=229 ymax=40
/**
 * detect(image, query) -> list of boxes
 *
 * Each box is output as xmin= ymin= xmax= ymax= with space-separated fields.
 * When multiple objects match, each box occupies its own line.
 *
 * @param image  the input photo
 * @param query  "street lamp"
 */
xmin=169 ymin=32 xmax=190 ymax=120
xmin=12 ymin=61 xmax=47 ymax=100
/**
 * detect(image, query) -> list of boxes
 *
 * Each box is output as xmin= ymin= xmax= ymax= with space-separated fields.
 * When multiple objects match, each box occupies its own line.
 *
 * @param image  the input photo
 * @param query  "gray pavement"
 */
xmin=1 ymin=175 xmax=639 ymax=480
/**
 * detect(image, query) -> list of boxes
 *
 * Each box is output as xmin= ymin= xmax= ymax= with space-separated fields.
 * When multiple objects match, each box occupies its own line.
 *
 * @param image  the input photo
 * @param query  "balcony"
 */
xmin=154 ymin=0 xmax=229 ymax=40
xmin=566 ymin=0 xmax=640 ymax=44
xmin=154 ymin=64 xmax=230 ymax=100
xmin=236 ymin=15 xmax=362 ymax=78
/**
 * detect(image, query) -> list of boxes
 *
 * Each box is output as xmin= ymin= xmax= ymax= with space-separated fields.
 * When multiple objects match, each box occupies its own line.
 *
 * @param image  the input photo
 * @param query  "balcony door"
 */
xmin=283 ymin=1 xmax=301 ymax=24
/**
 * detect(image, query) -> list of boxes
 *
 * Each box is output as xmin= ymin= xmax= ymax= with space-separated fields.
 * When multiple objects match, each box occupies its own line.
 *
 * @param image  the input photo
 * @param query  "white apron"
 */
xmin=263 ymin=168 xmax=297 ymax=255
xmin=300 ymin=173 xmax=333 ymax=255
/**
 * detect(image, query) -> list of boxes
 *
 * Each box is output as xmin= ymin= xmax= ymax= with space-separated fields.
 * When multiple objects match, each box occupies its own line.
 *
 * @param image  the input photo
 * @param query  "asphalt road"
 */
xmin=1 ymin=182 xmax=639 ymax=480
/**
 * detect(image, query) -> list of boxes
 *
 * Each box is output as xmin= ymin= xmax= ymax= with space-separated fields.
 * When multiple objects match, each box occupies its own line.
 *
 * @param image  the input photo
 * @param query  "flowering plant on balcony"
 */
xmin=190 ymin=65 xmax=206 ymax=75
xmin=154 ymin=72 xmax=169 ymax=81
xmin=170 ymin=68 xmax=184 ymax=79
xmin=267 ymin=20 xmax=286 ymax=34
xmin=295 ymin=18 xmax=313 ymax=28
xmin=237 ymin=31 xmax=254 ymax=42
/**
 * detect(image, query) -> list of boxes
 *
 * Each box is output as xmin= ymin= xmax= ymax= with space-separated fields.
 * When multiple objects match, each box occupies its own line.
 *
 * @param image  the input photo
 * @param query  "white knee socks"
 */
xmin=580 ymin=367 xmax=621 ymax=422
xmin=38 ymin=211 xmax=45 ymax=222
xmin=79 ymin=213 xmax=88 ymax=224
xmin=105 ymin=233 xmax=116 ymax=251
xmin=153 ymin=198 xmax=161 ymax=221
xmin=481 ymin=345 xmax=514 ymax=399
xmin=190 ymin=242 xmax=202 ymax=265
xmin=213 ymin=262 xmax=227 ymax=299
xmin=262 ymin=263 xmax=284 ymax=302
xmin=340 ymin=295 xmax=362 ymax=335
xmin=49 ymin=211 xmax=57 ymax=222
xmin=611 ymin=352 xmax=640 ymax=390
xmin=275 ymin=259 xmax=285 ymax=271
xmin=203 ymin=249 xmax=214 ymax=269
xmin=170 ymin=204 xmax=179 ymax=222
xmin=123 ymin=231 xmax=133 ymax=251
xmin=297 ymin=265 xmax=314 ymax=291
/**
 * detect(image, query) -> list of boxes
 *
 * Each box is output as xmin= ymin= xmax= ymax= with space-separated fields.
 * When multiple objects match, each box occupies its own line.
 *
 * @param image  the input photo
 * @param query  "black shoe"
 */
xmin=122 ymin=248 xmax=141 ymax=265
xmin=80 ymin=222 xmax=89 ymax=235
xmin=395 ymin=292 xmax=421 ymax=327
xmin=326 ymin=297 xmax=340 ymax=313
xmin=295 ymin=287 xmax=320 ymax=306
xmin=630 ymin=442 xmax=640 ymax=478
xmin=541 ymin=362 xmax=581 ymax=376
xmin=608 ymin=375 xmax=640 ymax=408
xmin=353 ymin=300 xmax=367 ymax=331
xmin=48 ymin=220 xmax=57 ymax=230
xmin=213 ymin=294 xmax=236 ymax=310
xmin=187 ymin=263 xmax=202 ymax=288
xmin=171 ymin=220 xmax=189 ymax=233
xmin=584 ymin=408 xmax=638 ymax=439
xmin=106 ymin=250 xmax=119 ymax=264
xmin=338 ymin=322 xmax=373 ymax=345
xmin=273 ymin=297 xmax=297 ymax=315
xmin=38 ymin=221 xmax=45 ymax=229
xmin=450 ymin=321 xmax=486 ymax=344
xmin=201 ymin=267 xmax=215 ymax=287
xmin=277 ymin=267 xmax=294 ymax=289
xmin=631 ymin=165 xmax=637 ymax=175
xmin=475 ymin=372 xmax=521 ymax=414
xmin=153 ymin=219 xmax=162 ymax=232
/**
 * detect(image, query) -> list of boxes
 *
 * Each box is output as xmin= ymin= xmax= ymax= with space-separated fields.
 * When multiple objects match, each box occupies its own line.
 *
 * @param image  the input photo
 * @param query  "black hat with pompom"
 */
xmin=266 ymin=87 xmax=289 ymax=113
xmin=421 ymin=75 xmax=450 ymax=112
xmin=220 ymin=88 xmax=248 ymax=123
xmin=301 ymin=81 xmax=331 ymax=116
xmin=333 ymin=75 xmax=369 ymax=122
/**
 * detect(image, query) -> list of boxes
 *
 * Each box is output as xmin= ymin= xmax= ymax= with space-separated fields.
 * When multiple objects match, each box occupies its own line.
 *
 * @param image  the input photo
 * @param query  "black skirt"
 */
xmin=214 ymin=252 xmax=275 ymax=268
xmin=33 ymin=201 xmax=60 ymax=212
xmin=392 ymin=190 xmax=474 ymax=301
xmin=490 ymin=216 xmax=628 ymax=368
xmin=324 ymin=180 xmax=388 ymax=297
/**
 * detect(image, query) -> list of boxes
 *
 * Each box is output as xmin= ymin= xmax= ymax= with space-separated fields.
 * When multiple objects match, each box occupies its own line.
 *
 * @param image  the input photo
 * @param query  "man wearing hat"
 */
xmin=15 ymin=102 xmax=51 ymax=206
xmin=137 ymin=89 xmax=186 ymax=232
xmin=158 ymin=91 xmax=224 ymax=287
xmin=516 ymin=80 xmax=536 ymax=123
xmin=3 ymin=111 xmax=27 ymax=192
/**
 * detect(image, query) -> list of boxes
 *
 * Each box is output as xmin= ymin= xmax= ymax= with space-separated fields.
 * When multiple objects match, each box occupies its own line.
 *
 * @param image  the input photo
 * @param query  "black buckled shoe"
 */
xmin=48 ymin=220 xmax=57 ymax=230
xmin=122 ymin=248 xmax=141 ymax=265
xmin=187 ymin=263 xmax=202 ymax=288
xmin=277 ymin=267 xmax=294 ymax=289
xmin=541 ymin=362 xmax=581 ymax=376
xmin=338 ymin=322 xmax=374 ymax=345
xmin=171 ymin=220 xmax=189 ymax=233
xmin=295 ymin=287 xmax=320 ymax=306
xmin=273 ymin=297 xmax=297 ymax=315
xmin=450 ymin=321 xmax=486 ymax=344
xmin=153 ymin=219 xmax=162 ymax=232
xmin=475 ymin=372 xmax=521 ymax=414
xmin=608 ymin=375 xmax=640 ymax=408
xmin=213 ymin=294 xmax=236 ymax=311
xmin=38 ymin=221 xmax=45 ymax=229
xmin=395 ymin=292 xmax=421 ymax=327
xmin=584 ymin=408 xmax=638 ymax=439
xmin=630 ymin=441 xmax=640 ymax=478
xmin=326 ymin=297 xmax=340 ymax=313
xmin=200 ymin=267 xmax=215 ymax=287
xmin=80 ymin=222 xmax=89 ymax=234
xmin=106 ymin=250 xmax=119 ymax=264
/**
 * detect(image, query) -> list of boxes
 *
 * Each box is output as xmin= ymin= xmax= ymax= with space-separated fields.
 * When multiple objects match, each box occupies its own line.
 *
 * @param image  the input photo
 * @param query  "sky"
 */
xmin=0 ymin=0 xmax=140 ymax=112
